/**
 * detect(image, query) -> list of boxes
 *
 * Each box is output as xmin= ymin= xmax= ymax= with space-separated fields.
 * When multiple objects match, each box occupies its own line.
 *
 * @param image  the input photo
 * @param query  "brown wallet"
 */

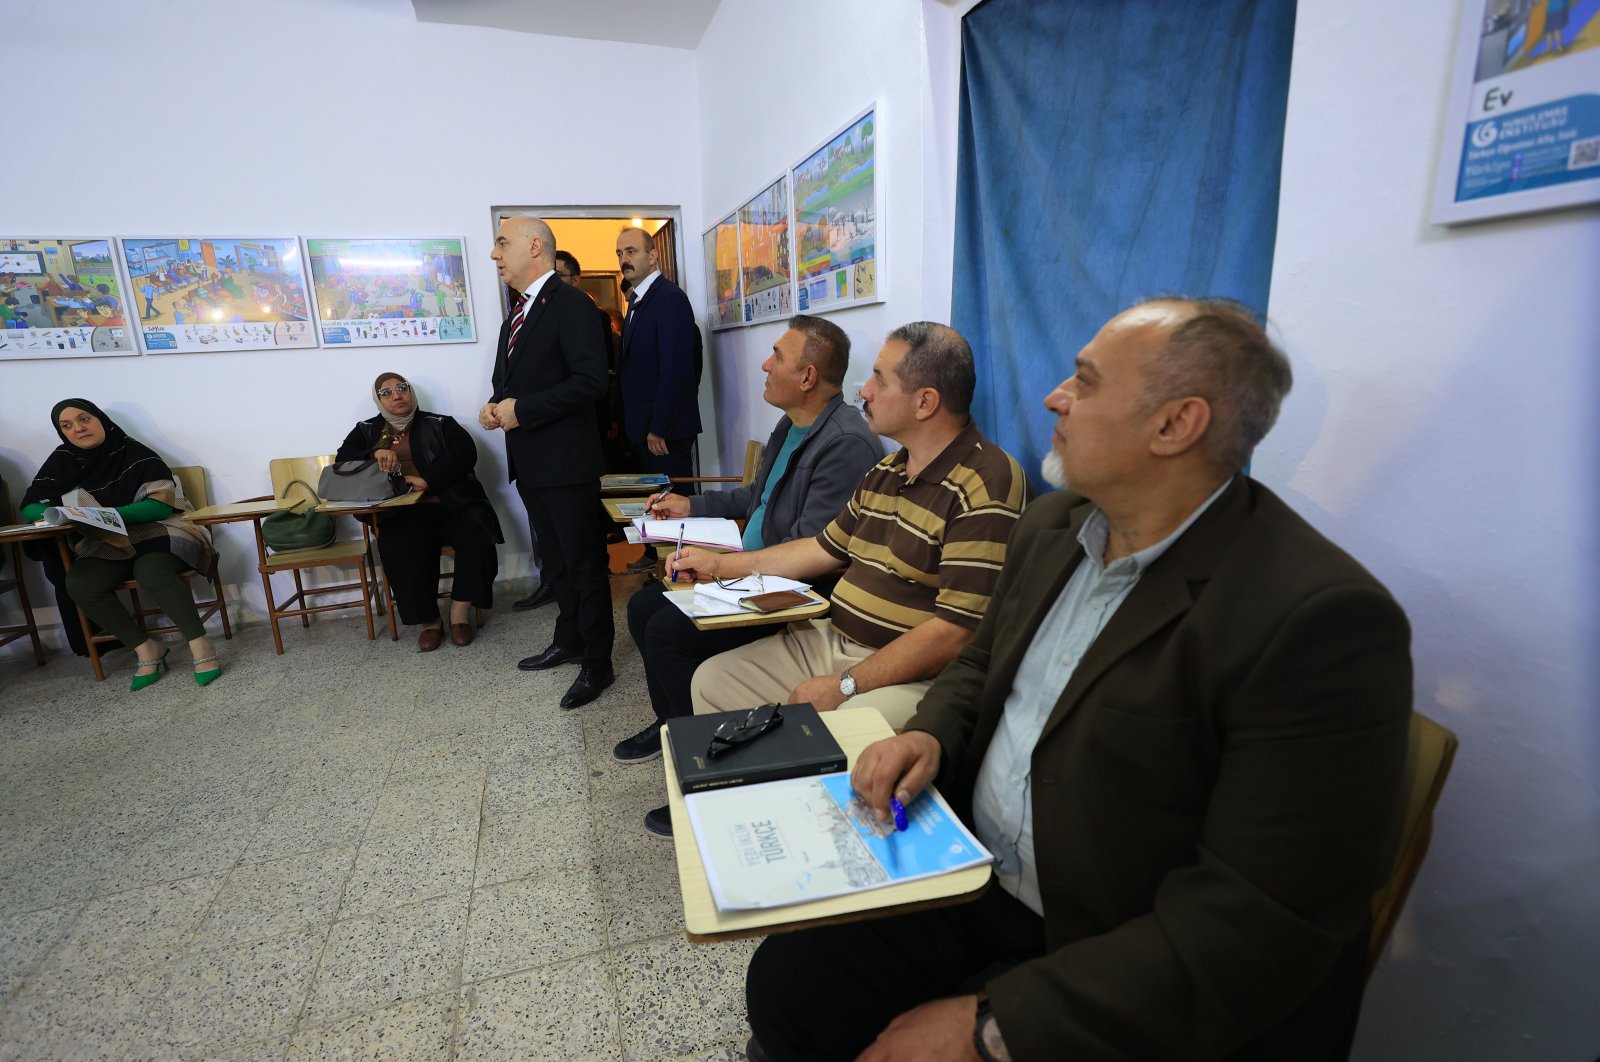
xmin=739 ymin=589 xmax=813 ymax=613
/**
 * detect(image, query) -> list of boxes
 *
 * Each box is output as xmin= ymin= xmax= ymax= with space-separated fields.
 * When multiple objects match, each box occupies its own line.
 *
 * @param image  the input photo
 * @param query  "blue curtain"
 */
xmin=953 ymin=0 xmax=1297 ymax=489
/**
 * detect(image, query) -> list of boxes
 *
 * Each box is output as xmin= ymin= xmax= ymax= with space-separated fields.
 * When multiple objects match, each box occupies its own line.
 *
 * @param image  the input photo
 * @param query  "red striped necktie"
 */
xmin=506 ymin=292 xmax=528 ymax=357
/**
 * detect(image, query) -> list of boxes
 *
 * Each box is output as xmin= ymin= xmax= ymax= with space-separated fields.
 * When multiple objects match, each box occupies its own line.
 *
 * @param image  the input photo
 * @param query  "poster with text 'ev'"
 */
xmin=306 ymin=237 xmax=475 ymax=347
xmin=118 ymin=236 xmax=316 ymax=354
xmin=1433 ymin=0 xmax=1600 ymax=223
xmin=793 ymin=107 xmax=880 ymax=314
xmin=0 ymin=237 xmax=136 ymax=360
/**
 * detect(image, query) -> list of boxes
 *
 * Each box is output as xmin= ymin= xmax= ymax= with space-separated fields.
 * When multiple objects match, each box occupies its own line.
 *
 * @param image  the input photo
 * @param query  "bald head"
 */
xmin=492 ymin=214 xmax=556 ymax=291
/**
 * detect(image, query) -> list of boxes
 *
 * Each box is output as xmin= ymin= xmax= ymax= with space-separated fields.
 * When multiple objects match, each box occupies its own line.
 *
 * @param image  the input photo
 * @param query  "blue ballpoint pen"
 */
xmin=672 ymin=521 xmax=686 ymax=582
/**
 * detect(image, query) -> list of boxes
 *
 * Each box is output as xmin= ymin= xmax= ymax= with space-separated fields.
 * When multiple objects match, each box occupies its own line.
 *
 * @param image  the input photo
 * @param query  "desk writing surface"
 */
xmin=666 ymin=706 xmax=990 ymax=942
xmin=603 ymin=497 xmax=653 ymax=524
xmin=659 ymin=586 xmax=830 ymax=630
xmin=315 ymin=491 xmax=424 ymax=515
xmin=184 ymin=499 xmax=288 ymax=523
xmin=0 ymin=522 xmax=69 ymax=542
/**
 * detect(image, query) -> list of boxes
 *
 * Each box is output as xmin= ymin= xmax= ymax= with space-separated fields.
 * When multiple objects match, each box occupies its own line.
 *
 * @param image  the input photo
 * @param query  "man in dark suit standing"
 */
xmin=481 ymin=215 xmax=613 ymax=709
xmin=744 ymin=298 xmax=1413 ymax=1062
xmin=614 ymin=226 xmax=702 ymax=480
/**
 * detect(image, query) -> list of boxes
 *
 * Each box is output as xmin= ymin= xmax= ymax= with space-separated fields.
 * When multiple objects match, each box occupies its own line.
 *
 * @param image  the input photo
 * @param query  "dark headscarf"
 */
xmin=23 ymin=398 xmax=173 ymax=509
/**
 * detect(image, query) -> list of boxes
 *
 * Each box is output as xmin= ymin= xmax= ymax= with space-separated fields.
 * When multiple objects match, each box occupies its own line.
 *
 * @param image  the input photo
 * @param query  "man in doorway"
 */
xmin=481 ymin=214 xmax=614 ymax=709
xmin=615 ymin=226 xmax=702 ymax=475
xmin=743 ymin=298 xmax=1413 ymax=1062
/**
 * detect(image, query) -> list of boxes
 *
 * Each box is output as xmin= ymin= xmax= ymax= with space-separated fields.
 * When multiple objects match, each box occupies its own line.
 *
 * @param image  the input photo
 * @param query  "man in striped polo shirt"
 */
xmin=674 ymin=321 xmax=1028 ymax=730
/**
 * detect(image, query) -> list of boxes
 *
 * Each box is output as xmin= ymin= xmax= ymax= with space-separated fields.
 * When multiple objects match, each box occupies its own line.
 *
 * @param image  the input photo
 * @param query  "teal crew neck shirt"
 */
xmin=741 ymin=423 xmax=809 ymax=550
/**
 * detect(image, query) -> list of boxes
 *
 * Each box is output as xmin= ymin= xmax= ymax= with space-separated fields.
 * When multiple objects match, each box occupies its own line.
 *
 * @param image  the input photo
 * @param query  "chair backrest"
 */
xmin=269 ymin=455 xmax=336 ymax=508
xmin=741 ymin=439 xmax=765 ymax=486
xmin=1367 ymin=711 xmax=1459 ymax=977
xmin=169 ymin=465 xmax=209 ymax=510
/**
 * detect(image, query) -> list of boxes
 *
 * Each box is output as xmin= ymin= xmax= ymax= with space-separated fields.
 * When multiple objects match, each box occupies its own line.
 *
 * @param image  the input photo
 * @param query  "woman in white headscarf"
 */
xmin=335 ymin=372 xmax=502 ymax=652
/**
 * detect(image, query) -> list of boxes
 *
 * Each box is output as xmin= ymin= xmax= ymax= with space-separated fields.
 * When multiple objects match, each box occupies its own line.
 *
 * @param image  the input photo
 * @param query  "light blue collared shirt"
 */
xmin=970 ymin=479 xmax=1231 ymax=914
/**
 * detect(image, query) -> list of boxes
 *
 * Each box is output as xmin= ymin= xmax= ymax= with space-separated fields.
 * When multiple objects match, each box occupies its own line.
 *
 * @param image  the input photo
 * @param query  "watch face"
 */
xmin=839 ymin=672 xmax=856 ymax=696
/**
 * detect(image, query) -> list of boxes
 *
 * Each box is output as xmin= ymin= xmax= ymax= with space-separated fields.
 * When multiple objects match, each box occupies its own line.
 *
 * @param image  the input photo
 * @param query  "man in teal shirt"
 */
xmin=613 ymin=315 xmax=883 ymax=837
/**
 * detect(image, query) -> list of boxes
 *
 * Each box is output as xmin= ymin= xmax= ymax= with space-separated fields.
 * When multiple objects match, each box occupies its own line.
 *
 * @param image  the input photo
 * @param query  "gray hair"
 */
xmin=1136 ymin=296 xmax=1293 ymax=473
xmin=886 ymin=321 xmax=975 ymax=418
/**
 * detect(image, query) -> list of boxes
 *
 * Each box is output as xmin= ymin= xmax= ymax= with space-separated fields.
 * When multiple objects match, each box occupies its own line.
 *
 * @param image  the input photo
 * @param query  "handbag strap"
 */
xmin=279 ymin=477 xmax=322 ymax=513
xmin=332 ymin=460 xmax=377 ymax=476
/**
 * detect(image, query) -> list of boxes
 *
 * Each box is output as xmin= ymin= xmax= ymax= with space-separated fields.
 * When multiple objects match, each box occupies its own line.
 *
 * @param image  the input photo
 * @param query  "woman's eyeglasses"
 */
xmin=707 ymin=704 xmax=784 ymax=759
xmin=377 ymin=383 xmax=413 ymax=398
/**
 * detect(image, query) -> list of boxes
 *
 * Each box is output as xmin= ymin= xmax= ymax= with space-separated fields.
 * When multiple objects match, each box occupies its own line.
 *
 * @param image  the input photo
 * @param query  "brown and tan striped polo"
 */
xmin=817 ymin=420 xmax=1028 ymax=649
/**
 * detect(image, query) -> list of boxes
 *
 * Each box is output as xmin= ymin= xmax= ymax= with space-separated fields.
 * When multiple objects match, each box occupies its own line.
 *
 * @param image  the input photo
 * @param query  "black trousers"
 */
xmin=516 ymin=478 xmax=612 ymax=664
xmin=634 ymin=437 xmax=694 ymax=480
xmin=627 ymin=580 xmax=774 ymax=722
xmin=746 ymin=883 xmax=1046 ymax=1062
xmin=376 ymin=504 xmax=498 ymax=625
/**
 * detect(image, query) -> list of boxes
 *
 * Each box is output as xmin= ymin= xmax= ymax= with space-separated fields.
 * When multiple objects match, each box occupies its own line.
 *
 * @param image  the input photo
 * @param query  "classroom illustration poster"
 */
xmin=118 ymin=236 xmax=317 ymax=353
xmin=793 ymin=107 xmax=880 ymax=313
xmin=0 ymin=237 xmax=136 ymax=360
xmin=1433 ymin=0 xmax=1600 ymax=223
xmin=738 ymin=176 xmax=794 ymax=324
xmin=305 ymin=237 xmax=475 ymax=347
xmin=704 ymin=214 xmax=744 ymax=330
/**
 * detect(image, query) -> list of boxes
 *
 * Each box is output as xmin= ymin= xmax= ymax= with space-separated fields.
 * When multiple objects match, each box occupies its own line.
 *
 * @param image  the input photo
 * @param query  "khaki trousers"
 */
xmin=689 ymin=619 xmax=932 ymax=729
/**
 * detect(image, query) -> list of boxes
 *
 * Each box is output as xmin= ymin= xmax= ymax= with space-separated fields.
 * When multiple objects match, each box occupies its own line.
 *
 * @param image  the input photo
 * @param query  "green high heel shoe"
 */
xmin=193 ymin=654 xmax=222 ymax=687
xmin=130 ymin=648 xmax=170 ymax=692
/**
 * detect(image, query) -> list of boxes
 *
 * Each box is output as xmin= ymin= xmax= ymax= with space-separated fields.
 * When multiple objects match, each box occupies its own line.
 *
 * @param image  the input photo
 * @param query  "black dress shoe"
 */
xmin=560 ymin=663 xmax=615 ymax=709
xmin=517 ymin=644 xmax=581 ymax=671
xmin=512 ymin=584 xmax=556 ymax=611
xmin=644 ymin=804 xmax=674 ymax=839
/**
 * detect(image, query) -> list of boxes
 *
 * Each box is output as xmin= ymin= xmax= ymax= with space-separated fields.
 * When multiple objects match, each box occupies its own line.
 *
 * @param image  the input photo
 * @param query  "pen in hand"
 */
xmin=672 ymin=522 xmax=686 ymax=583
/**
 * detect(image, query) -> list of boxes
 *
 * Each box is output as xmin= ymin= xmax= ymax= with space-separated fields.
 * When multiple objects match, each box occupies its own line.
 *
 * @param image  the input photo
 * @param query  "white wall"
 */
xmin=694 ymin=0 xmax=936 ymax=468
xmin=1264 ymin=2 xmax=1600 ymax=1056
xmin=0 ymin=0 xmax=702 ymax=646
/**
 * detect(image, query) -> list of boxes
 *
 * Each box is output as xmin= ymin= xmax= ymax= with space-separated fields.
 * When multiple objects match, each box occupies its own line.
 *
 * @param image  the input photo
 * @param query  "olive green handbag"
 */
xmin=260 ymin=479 xmax=336 ymax=553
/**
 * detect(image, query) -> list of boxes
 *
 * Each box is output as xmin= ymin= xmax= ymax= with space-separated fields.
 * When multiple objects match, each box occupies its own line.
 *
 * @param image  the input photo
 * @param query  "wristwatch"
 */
xmin=838 ymin=666 xmax=857 ymax=699
xmin=973 ymin=992 xmax=1010 ymax=1062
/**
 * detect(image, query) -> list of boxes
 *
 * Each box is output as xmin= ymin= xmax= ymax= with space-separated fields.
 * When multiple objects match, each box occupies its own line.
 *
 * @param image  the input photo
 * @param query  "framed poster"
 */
xmin=1432 ymin=0 xmax=1600 ymax=224
xmin=305 ymin=237 xmax=475 ymax=347
xmin=792 ymin=106 xmax=880 ymax=314
xmin=118 ymin=236 xmax=316 ymax=354
xmin=0 ymin=237 xmax=136 ymax=359
xmin=703 ymin=213 xmax=743 ymax=330
xmin=738 ymin=175 xmax=794 ymax=324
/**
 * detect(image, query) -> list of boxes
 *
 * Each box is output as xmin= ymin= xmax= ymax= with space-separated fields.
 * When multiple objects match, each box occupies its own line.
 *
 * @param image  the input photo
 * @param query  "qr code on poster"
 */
xmin=1569 ymin=136 xmax=1600 ymax=170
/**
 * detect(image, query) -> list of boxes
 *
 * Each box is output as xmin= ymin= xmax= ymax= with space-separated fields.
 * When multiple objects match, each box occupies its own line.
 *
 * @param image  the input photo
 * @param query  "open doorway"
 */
xmin=487 ymin=206 xmax=701 ymax=479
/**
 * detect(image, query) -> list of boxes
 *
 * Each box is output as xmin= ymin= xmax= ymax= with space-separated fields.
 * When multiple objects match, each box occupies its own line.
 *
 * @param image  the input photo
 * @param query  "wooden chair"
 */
xmin=1367 ymin=711 xmax=1459 ymax=977
xmin=0 ymin=478 xmax=46 ymax=666
xmin=667 ymin=438 xmax=764 ymax=489
xmin=81 ymin=465 xmax=234 ymax=681
xmin=255 ymin=456 xmax=388 ymax=654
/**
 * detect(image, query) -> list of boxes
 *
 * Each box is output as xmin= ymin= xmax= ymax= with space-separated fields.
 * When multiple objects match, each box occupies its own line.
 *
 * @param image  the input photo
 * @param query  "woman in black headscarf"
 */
xmin=335 ymin=372 xmax=502 ymax=652
xmin=22 ymin=399 xmax=220 ymax=689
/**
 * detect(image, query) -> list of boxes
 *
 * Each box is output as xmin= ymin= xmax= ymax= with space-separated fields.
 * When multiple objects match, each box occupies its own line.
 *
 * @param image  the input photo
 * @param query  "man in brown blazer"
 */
xmin=743 ymin=298 xmax=1413 ymax=1062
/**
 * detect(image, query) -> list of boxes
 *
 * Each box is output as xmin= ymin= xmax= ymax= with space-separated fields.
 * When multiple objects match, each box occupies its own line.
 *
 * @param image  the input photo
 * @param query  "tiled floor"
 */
xmin=0 ymin=575 xmax=761 ymax=1060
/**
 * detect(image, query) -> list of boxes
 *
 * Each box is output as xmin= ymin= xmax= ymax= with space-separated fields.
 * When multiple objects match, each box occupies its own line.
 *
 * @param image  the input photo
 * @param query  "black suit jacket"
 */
xmin=489 ymin=274 xmax=608 ymax=488
xmin=618 ymin=274 xmax=702 ymax=443
xmin=910 ymin=477 xmax=1413 ymax=1061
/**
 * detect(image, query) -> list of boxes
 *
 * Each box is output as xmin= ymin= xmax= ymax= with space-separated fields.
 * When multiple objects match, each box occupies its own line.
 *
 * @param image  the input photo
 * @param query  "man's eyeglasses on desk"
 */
xmin=707 ymin=703 xmax=784 ymax=758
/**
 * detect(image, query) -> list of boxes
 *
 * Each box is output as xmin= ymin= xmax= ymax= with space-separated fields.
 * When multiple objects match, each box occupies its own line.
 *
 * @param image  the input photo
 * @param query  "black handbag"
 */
xmin=261 ymin=479 xmax=335 ymax=553
xmin=317 ymin=459 xmax=396 ymax=502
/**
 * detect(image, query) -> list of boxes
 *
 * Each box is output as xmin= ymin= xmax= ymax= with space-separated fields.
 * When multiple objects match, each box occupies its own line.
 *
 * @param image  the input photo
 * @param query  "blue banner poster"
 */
xmin=1434 ymin=0 xmax=1600 ymax=223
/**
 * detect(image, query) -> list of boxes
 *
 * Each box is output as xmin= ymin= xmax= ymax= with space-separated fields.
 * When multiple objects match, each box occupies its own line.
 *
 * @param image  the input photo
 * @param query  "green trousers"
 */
xmin=65 ymin=552 xmax=205 ymax=647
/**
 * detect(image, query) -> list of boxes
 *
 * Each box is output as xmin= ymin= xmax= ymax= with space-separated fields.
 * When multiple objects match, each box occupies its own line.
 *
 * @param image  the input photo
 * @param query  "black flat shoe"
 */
xmin=517 ymin=644 xmax=581 ymax=671
xmin=612 ymin=724 xmax=663 ymax=764
xmin=512 ymin=584 xmax=556 ymax=611
xmin=560 ymin=663 xmax=614 ymax=709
